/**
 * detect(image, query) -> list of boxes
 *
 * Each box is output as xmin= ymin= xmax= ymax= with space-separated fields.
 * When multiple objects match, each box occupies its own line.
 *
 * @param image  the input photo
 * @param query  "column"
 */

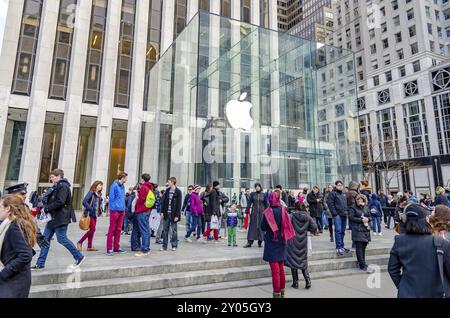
xmin=0 ymin=0 xmax=24 ymax=184
xmin=90 ymin=0 xmax=122 ymax=186
xmin=19 ymin=0 xmax=60 ymax=191
xmin=208 ymin=0 xmax=220 ymax=117
xmin=251 ymin=0 xmax=260 ymax=25
xmin=187 ymin=0 xmax=198 ymax=22
xmin=59 ymin=0 xmax=92 ymax=183
xmin=124 ymin=0 xmax=149 ymax=185
xmin=161 ymin=0 xmax=175 ymax=54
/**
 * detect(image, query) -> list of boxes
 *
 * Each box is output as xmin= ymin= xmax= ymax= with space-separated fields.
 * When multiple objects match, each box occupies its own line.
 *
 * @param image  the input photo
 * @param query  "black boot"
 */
xmin=302 ymin=269 xmax=311 ymax=289
xmin=291 ymin=269 xmax=299 ymax=289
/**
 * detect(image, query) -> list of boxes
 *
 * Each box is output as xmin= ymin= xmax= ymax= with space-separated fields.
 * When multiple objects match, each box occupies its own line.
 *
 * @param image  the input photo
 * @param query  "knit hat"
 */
xmin=404 ymin=203 xmax=429 ymax=220
xmin=193 ymin=184 xmax=201 ymax=192
xmin=213 ymin=181 xmax=220 ymax=188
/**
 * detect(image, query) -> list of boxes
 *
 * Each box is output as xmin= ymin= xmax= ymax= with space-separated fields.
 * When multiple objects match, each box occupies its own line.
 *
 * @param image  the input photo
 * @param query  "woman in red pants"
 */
xmin=261 ymin=190 xmax=295 ymax=298
xmin=77 ymin=181 xmax=103 ymax=252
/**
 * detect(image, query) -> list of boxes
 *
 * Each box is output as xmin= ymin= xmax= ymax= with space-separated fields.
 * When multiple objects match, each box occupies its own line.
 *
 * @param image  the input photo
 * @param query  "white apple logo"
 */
xmin=225 ymin=92 xmax=253 ymax=131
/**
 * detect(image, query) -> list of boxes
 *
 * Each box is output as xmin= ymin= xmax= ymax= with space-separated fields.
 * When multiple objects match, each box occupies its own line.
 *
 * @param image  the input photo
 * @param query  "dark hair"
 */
xmin=255 ymin=183 xmax=262 ymax=190
xmin=90 ymin=181 xmax=103 ymax=192
xmin=275 ymin=185 xmax=282 ymax=190
xmin=50 ymin=169 xmax=64 ymax=177
xmin=405 ymin=218 xmax=432 ymax=235
xmin=141 ymin=174 xmax=151 ymax=182
xmin=245 ymin=187 xmax=250 ymax=191
xmin=118 ymin=172 xmax=128 ymax=180
xmin=335 ymin=180 xmax=343 ymax=186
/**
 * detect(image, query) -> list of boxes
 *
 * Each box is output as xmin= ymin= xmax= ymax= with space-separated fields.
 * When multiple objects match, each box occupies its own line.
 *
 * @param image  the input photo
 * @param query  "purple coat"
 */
xmin=189 ymin=192 xmax=204 ymax=215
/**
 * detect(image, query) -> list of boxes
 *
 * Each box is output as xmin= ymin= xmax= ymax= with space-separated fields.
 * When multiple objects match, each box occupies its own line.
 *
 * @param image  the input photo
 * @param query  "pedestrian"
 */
xmin=240 ymin=188 xmax=250 ymax=231
xmin=349 ymin=195 xmax=374 ymax=273
xmin=200 ymin=181 xmax=222 ymax=243
xmin=133 ymin=174 xmax=154 ymax=257
xmin=123 ymin=187 xmax=134 ymax=235
xmin=182 ymin=185 xmax=193 ymax=238
xmin=261 ymin=191 xmax=295 ymax=298
xmin=394 ymin=195 xmax=409 ymax=234
xmin=155 ymin=189 xmax=165 ymax=244
xmin=244 ymin=183 xmax=268 ymax=248
xmin=185 ymin=184 xmax=203 ymax=242
xmin=275 ymin=185 xmax=288 ymax=206
xmin=429 ymin=205 xmax=450 ymax=241
xmin=378 ymin=190 xmax=388 ymax=225
xmin=0 ymin=195 xmax=36 ymax=298
xmin=368 ymin=193 xmax=383 ymax=236
xmin=323 ymin=184 xmax=334 ymax=242
xmin=385 ymin=195 xmax=397 ymax=229
xmin=223 ymin=203 xmax=242 ymax=247
xmin=388 ymin=204 xmax=450 ymax=298
xmin=160 ymin=177 xmax=182 ymax=251
xmin=150 ymin=184 xmax=160 ymax=238
xmin=77 ymin=181 xmax=103 ymax=252
xmin=217 ymin=190 xmax=229 ymax=239
xmin=301 ymin=187 xmax=309 ymax=208
xmin=435 ymin=186 xmax=449 ymax=206
xmin=106 ymin=172 xmax=128 ymax=256
xmin=307 ymin=186 xmax=323 ymax=234
xmin=327 ymin=181 xmax=350 ymax=256
xmin=200 ymin=185 xmax=212 ymax=239
xmin=285 ymin=201 xmax=318 ymax=289
xmin=360 ymin=180 xmax=372 ymax=200
xmin=33 ymin=169 xmax=85 ymax=269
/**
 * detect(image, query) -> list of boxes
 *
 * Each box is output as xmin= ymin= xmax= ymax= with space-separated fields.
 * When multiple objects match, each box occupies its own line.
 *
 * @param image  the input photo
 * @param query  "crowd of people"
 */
xmin=0 ymin=169 xmax=449 ymax=298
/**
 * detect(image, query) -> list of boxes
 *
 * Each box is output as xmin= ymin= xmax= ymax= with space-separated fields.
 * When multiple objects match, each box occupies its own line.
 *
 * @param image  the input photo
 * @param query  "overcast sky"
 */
xmin=0 ymin=0 xmax=9 ymax=55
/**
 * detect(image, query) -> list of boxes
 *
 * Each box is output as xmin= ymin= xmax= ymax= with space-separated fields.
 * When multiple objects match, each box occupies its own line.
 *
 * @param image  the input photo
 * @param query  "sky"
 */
xmin=0 ymin=0 xmax=8 ymax=55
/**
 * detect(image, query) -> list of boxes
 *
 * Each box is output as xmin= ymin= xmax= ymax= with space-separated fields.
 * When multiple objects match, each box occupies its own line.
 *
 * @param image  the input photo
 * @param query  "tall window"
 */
xmin=83 ymin=0 xmax=108 ymax=104
xmin=143 ymin=0 xmax=162 ymax=109
xmin=199 ymin=0 xmax=210 ymax=11
xmin=241 ymin=0 xmax=251 ymax=23
xmin=221 ymin=0 xmax=231 ymax=18
xmin=114 ymin=0 xmax=136 ymax=108
xmin=12 ymin=0 xmax=44 ymax=95
xmin=173 ymin=0 xmax=187 ymax=39
xmin=260 ymin=0 xmax=270 ymax=28
xmin=49 ymin=0 xmax=78 ymax=100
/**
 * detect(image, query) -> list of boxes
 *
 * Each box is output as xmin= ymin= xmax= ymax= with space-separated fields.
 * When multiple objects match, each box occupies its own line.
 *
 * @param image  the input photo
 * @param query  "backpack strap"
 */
xmin=434 ymin=236 xmax=446 ymax=298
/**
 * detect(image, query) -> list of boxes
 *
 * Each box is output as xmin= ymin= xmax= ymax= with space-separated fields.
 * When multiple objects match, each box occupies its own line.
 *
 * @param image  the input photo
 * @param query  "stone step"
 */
xmin=94 ymin=266 xmax=389 ymax=298
xmin=31 ymin=247 xmax=390 ymax=286
xmin=29 ymin=254 xmax=389 ymax=298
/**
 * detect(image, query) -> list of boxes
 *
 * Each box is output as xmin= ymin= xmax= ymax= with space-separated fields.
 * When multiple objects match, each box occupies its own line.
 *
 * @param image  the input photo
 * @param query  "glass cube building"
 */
xmin=141 ymin=11 xmax=362 ymax=192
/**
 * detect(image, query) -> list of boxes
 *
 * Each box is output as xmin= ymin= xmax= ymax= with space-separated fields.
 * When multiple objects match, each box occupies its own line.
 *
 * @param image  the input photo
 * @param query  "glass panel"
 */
xmin=6 ymin=121 xmax=27 ymax=181
xmin=39 ymin=116 xmax=64 ymax=183
xmin=108 ymin=124 xmax=127 ymax=189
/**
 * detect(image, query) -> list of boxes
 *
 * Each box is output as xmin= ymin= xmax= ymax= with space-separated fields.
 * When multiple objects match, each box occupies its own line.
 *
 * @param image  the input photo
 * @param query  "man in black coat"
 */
xmin=33 ymin=169 xmax=85 ymax=270
xmin=327 ymin=181 xmax=350 ymax=256
xmin=160 ymin=177 xmax=182 ymax=251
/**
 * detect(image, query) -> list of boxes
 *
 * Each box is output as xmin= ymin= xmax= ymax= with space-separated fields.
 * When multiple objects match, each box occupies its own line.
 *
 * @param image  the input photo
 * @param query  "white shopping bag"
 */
xmin=149 ymin=209 xmax=160 ymax=231
xmin=37 ymin=211 xmax=52 ymax=226
xmin=307 ymin=235 xmax=313 ymax=257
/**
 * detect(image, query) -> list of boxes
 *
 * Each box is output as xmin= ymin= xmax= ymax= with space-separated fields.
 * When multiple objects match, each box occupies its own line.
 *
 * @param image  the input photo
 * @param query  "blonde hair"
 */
xmin=436 ymin=186 xmax=445 ymax=195
xmin=1 ymin=195 xmax=37 ymax=247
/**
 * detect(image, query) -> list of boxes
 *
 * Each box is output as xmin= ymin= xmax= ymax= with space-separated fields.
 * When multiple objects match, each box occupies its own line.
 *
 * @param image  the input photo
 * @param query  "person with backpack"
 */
xmin=133 ymin=174 xmax=154 ymax=257
xmin=368 ymin=194 xmax=383 ymax=236
xmin=388 ymin=204 xmax=450 ymax=298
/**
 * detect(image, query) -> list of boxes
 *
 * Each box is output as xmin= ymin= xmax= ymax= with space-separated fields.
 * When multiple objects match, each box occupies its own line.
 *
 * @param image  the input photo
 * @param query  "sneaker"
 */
xmin=343 ymin=248 xmax=351 ymax=254
xmin=378 ymin=232 xmax=383 ymax=236
xmin=200 ymin=236 xmax=208 ymax=244
xmin=106 ymin=250 xmax=114 ymax=256
xmin=135 ymin=251 xmax=150 ymax=257
xmin=31 ymin=264 xmax=45 ymax=270
xmin=185 ymin=237 xmax=193 ymax=243
xmin=155 ymin=239 xmax=163 ymax=244
xmin=336 ymin=249 xmax=344 ymax=256
xmin=114 ymin=249 xmax=126 ymax=254
xmin=73 ymin=256 xmax=85 ymax=268
xmin=360 ymin=266 xmax=374 ymax=274
xmin=172 ymin=247 xmax=177 ymax=251
xmin=160 ymin=247 xmax=167 ymax=251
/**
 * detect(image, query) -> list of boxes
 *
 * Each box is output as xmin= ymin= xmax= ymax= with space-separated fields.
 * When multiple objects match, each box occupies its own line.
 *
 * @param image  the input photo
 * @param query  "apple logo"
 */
xmin=225 ymin=92 xmax=253 ymax=131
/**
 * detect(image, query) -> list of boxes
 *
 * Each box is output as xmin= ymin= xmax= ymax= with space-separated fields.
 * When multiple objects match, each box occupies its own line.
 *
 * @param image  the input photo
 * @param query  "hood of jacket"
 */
xmin=349 ymin=181 xmax=359 ymax=191
xmin=370 ymin=193 xmax=378 ymax=201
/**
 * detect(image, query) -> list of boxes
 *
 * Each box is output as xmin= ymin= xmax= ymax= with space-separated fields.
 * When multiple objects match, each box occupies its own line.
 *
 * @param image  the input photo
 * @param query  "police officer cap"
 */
xmin=5 ymin=183 xmax=29 ymax=195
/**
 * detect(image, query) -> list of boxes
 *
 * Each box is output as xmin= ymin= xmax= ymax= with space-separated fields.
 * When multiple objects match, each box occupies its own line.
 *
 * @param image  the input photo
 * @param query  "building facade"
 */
xmin=326 ymin=0 xmax=450 ymax=195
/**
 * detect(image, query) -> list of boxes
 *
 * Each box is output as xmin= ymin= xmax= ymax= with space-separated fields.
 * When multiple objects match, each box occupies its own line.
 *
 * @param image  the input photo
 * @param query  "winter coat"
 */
xmin=346 ymin=181 xmax=360 ymax=208
xmin=323 ymin=192 xmax=332 ymax=218
xmin=261 ymin=207 xmax=286 ymax=262
xmin=386 ymin=200 xmax=397 ymax=216
xmin=82 ymin=191 xmax=103 ymax=218
xmin=223 ymin=209 xmax=242 ymax=227
xmin=285 ymin=210 xmax=318 ymax=270
xmin=378 ymin=194 xmax=388 ymax=207
xmin=307 ymin=192 xmax=322 ymax=218
xmin=182 ymin=193 xmax=191 ymax=213
xmin=246 ymin=191 xmax=268 ymax=241
xmin=327 ymin=188 xmax=347 ymax=217
xmin=160 ymin=187 xmax=183 ymax=223
xmin=435 ymin=194 xmax=449 ymax=206
xmin=109 ymin=181 xmax=126 ymax=212
xmin=45 ymin=178 xmax=76 ymax=229
xmin=368 ymin=194 xmax=383 ymax=217
xmin=348 ymin=204 xmax=372 ymax=243
xmin=0 ymin=222 xmax=34 ymax=298
xmin=135 ymin=182 xmax=154 ymax=214
xmin=206 ymin=189 xmax=221 ymax=218
xmin=388 ymin=234 xmax=450 ymax=298
xmin=189 ymin=192 xmax=203 ymax=216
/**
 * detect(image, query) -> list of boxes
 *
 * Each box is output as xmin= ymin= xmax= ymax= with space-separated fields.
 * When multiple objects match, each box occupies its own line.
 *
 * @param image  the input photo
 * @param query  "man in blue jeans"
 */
xmin=182 ymin=185 xmax=193 ymax=237
xmin=327 ymin=180 xmax=351 ymax=256
xmin=33 ymin=169 xmax=85 ymax=269
xmin=133 ymin=174 xmax=154 ymax=257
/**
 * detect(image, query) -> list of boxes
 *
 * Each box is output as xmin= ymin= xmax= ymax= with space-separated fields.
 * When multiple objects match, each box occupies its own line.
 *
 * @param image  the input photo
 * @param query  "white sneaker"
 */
xmin=378 ymin=232 xmax=383 ymax=236
xmin=185 ymin=237 xmax=193 ymax=243
xmin=200 ymin=236 xmax=208 ymax=244
xmin=172 ymin=247 xmax=177 ymax=251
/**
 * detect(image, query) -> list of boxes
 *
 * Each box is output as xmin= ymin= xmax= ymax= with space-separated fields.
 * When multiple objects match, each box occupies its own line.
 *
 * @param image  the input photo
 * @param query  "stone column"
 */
xmin=187 ymin=0 xmax=198 ymax=22
xmin=19 ymin=0 xmax=60 ymax=191
xmin=59 ymin=0 xmax=92 ymax=183
xmin=90 ymin=0 xmax=122 ymax=187
xmin=124 ymin=0 xmax=149 ymax=186
xmin=161 ymin=0 xmax=175 ymax=54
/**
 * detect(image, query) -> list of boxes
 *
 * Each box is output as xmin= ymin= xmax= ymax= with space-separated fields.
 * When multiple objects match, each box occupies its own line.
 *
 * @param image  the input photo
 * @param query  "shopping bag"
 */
xmin=210 ymin=215 xmax=219 ymax=230
xmin=37 ymin=211 xmax=52 ymax=225
xmin=322 ymin=211 xmax=329 ymax=227
xmin=307 ymin=235 xmax=313 ymax=257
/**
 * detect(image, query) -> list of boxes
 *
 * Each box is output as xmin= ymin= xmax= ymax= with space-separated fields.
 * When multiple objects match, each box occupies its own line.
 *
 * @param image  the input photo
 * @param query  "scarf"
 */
xmin=263 ymin=206 xmax=295 ymax=243
xmin=0 ymin=218 xmax=12 ymax=270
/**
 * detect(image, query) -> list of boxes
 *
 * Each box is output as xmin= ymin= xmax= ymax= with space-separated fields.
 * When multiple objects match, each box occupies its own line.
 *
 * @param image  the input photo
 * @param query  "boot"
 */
xmin=273 ymin=292 xmax=281 ymax=298
xmin=330 ymin=236 xmax=334 ymax=243
xmin=302 ymin=269 xmax=311 ymax=289
xmin=291 ymin=269 xmax=299 ymax=289
xmin=280 ymin=290 xmax=285 ymax=298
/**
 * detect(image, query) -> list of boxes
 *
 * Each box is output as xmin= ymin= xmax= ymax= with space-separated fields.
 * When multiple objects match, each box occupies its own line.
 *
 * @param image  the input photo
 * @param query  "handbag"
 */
xmin=394 ymin=223 xmax=401 ymax=234
xmin=79 ymin=214 xmax=91 ymax=231
xmin=210 ymin=215 xmax=219 ymax=230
